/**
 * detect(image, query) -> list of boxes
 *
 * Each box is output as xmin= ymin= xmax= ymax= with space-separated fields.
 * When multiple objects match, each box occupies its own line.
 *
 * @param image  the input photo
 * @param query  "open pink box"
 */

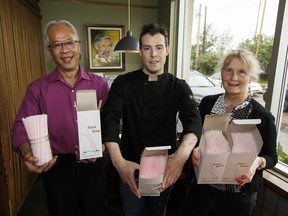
xmin=138 ymin=145 xmax=171 ymax=196
xmin=195 ymin=113 xmax=263 ymax=184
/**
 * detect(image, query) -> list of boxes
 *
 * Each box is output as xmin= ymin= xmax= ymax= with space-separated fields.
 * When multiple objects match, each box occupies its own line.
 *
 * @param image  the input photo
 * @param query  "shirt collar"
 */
xmin=139 ymin=68 xmax=168 ymax=81
xmin=211 ymin=94 xmax=253 ymax=119
xmin=48 ymin=67 xmax=90 ymax=83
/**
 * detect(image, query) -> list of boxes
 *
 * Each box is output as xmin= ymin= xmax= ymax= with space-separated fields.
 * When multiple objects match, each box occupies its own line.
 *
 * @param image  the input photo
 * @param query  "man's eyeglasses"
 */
xmin=48 ymin=40 xmax=80 ymax=52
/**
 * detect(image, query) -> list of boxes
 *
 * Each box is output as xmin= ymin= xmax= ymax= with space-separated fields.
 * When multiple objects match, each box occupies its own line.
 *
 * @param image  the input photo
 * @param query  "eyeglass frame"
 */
xmin=48 ymin=40 xmax=81 ymax=52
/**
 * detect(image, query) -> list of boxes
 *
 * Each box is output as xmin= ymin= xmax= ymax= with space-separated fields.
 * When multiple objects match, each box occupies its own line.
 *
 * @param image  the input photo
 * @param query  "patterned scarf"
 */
xmin=211 ymin=94 xmax=253 ymax=121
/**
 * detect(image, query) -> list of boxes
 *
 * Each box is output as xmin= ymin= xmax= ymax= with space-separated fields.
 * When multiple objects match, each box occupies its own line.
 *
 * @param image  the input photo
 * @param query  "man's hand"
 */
xmin=115 ymin=159 xmax=140 ymax=198
xmin=160 ymin=133 xmax=198 ymax=192
xmin=105 ymin=142 xmax=141 ymax=198
xmin=75 ymin=144 xmax=106 ymax=164
xmin=19 ymin=143 xmax=57 ymax=173
xmin=160 ymin=152 xmax=186 ymax=192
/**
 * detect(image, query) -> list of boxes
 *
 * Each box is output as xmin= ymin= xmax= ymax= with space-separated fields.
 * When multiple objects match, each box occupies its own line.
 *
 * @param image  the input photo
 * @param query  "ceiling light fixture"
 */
xmin=114 ymin=0 xmax=139 ymax=53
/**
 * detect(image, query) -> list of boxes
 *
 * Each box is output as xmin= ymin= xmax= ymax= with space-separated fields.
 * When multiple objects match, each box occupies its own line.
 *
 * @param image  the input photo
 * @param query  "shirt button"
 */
xmin=72 ymin=90 xmax=74 ymax=92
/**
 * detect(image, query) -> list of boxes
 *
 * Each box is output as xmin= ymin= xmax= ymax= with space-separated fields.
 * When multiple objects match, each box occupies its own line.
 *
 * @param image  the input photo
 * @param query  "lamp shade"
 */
xmin=114 ymin=30 xmax=139 ymax=53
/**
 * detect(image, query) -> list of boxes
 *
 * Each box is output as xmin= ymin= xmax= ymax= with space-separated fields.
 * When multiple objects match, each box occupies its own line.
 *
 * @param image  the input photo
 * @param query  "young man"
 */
xmin=101 ymin=23 xmax=202 ymax=215
xmin=12 ymin=20 xmax=109 ymax=215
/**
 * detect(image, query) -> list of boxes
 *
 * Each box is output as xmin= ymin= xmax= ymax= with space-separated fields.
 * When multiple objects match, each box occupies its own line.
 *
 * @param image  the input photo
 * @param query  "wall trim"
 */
xmin=263 ymin=169 xmax=288 ymax=200
xmin=48 ymin=0 xmax=158 ymax=9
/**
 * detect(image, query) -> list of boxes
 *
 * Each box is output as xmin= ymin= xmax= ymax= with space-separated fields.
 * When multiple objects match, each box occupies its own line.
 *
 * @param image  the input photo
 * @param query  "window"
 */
xmin=176 ymin=0 xmax=288 ymax=175
xmin=277 ymin=82 xmax=288 ymax=166
xmin=265 ymin=0 xmax=288 ymax=175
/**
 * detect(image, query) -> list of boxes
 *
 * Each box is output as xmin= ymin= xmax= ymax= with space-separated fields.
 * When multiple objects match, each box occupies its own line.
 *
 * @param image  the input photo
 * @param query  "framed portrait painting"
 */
xmin=86 ymin=24 xmax=125 ymax=71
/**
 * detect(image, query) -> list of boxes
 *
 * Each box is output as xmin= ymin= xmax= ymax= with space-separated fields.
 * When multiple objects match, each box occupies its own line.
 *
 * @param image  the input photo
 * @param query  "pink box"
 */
xmin=195 ymin=113 xmax=263 ymax=184
xmin=138 ymin=146 xmax=171 ymax=196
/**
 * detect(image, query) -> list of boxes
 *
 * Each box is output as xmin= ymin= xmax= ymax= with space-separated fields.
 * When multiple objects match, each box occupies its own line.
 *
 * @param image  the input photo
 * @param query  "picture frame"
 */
xmin=86 ymin=24 xmax=125 ymax=71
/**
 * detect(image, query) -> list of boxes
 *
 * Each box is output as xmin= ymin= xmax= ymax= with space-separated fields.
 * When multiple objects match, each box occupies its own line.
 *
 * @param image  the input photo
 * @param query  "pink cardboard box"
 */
xmin=195 ymin=113 xmax=263 ymax=184
xmin=139 ymin=146 xmax=171 ymax=196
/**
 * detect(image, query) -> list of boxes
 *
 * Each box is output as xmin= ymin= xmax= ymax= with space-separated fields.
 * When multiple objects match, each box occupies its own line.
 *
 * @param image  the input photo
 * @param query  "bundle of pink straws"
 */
xmin=139 ymin=154 xmax=167 ymax=179
xmin=204 ymin=130 xmax=230 ymax=154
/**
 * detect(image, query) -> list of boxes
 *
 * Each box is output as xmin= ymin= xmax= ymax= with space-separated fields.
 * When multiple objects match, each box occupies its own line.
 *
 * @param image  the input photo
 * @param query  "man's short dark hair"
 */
xmin=139 ymin=23 xmax=169 ymax=48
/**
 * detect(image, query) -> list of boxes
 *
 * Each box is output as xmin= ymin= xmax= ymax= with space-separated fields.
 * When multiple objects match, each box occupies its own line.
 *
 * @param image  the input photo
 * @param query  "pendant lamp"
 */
xmin=114 ymin=0 xmax=139 ymax=53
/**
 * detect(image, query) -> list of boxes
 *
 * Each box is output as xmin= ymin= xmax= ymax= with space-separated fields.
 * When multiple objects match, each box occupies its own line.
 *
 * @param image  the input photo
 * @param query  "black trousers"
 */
xmin=42 ymin=154 xmax=106 ymax=216
xmin=179 ymin=178 xmax=257 ymax=216
xmin=119 ymin=180 xmax=172 ymax=215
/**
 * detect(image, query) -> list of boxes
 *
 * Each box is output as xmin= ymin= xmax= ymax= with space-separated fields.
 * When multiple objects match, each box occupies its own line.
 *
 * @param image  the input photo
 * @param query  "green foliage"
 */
xmin=199 ymin=24 xmax=218 ymax=53
xmin=215 ymin=30 xmax=233 ymax=56
xmin=277 ymin=142 xmax=288 ymax=164
xmin=239 ymin=34 xmax=274 ymax=80
xmin=238 ymin=37 xmax=257 ymax=52
xmin=197 ymin=52 xmax=220 ymax=76
xmin=191 ymin=24 xmax=274 ymax=80
xmin=191 ymin=24 xmax=234 ymax=75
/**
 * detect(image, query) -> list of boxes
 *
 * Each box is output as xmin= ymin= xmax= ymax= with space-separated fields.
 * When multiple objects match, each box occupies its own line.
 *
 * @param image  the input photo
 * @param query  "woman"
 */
xmin=180 ymin=49 xmax=278 ymax=216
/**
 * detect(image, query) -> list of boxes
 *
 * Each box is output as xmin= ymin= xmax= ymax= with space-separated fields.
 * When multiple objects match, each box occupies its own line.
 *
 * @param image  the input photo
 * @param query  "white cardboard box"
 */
xmin=76 ymin=90 xmax=102 ymax=160
xmin=138 ymin=146 xmax=171 ymax=196
xmin=195 ymin=113 xmax=263 ymax=184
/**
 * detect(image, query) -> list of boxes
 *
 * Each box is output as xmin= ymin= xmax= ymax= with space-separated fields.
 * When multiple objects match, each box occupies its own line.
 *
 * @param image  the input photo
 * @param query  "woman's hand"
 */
xmin=192 ymin=147 xmax=201 ymax=166
xmin=236 ymin=156 xmax=262 ymax=186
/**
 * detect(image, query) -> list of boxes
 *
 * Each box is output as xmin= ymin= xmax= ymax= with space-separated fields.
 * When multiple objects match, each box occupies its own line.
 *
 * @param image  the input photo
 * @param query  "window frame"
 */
xmin=265 ymin=0 xmax=288 ymax=177
xmin=175 ymin=0 xmax=288 ymax=177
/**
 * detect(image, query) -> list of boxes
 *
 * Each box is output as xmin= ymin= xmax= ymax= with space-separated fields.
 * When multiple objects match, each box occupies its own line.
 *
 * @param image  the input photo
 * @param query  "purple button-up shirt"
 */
xmin=12 ymin=67 xmax=109 ymax=154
